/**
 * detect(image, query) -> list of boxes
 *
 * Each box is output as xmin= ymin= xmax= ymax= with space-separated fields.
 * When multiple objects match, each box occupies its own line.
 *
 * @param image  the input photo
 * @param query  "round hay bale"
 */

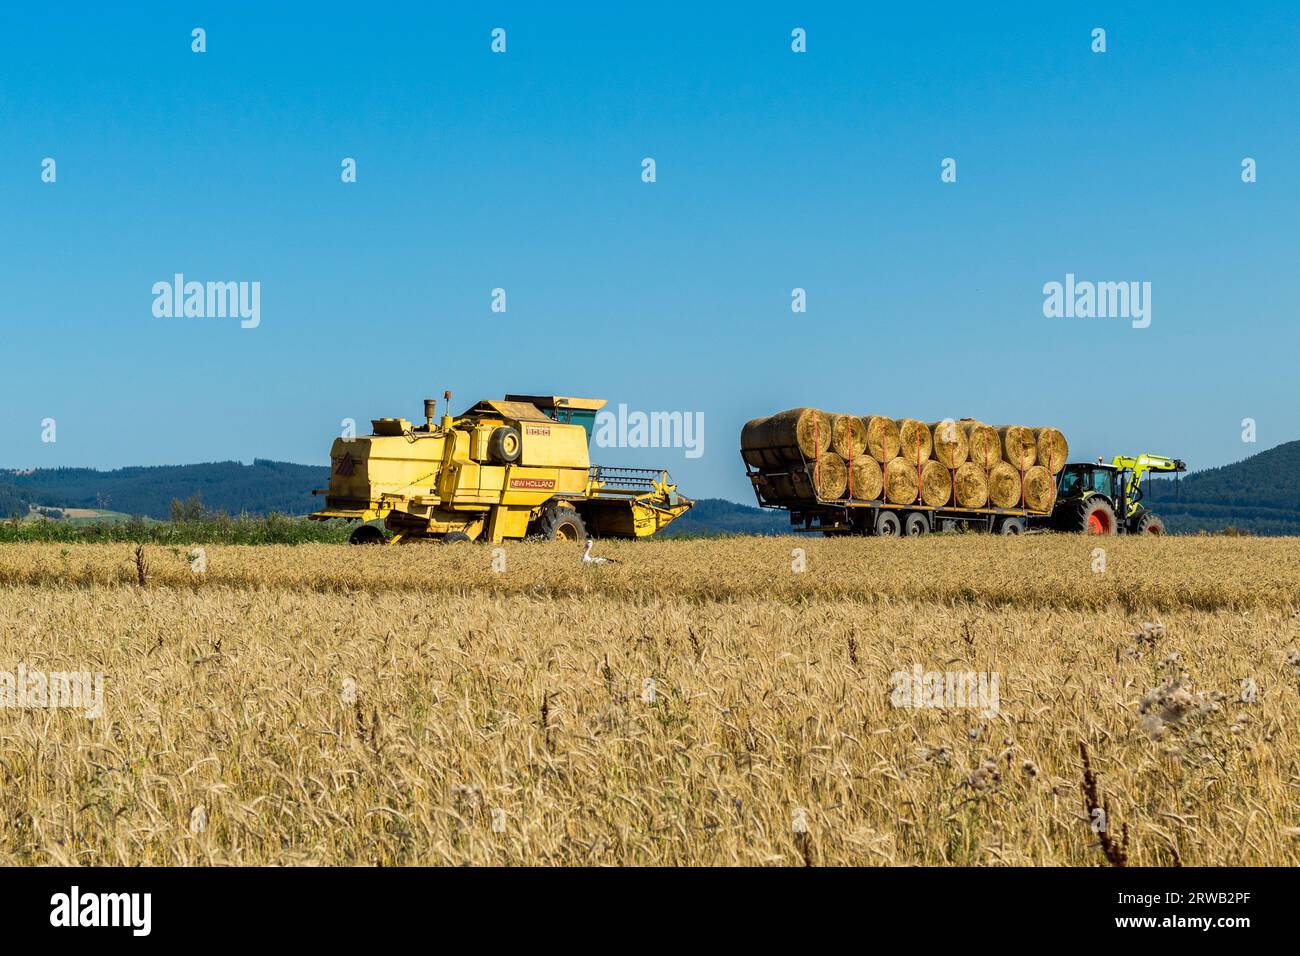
xmin=844 ymin=455 xmax=883 ymax=501
xmin=920 ymin=459 xmax=952 ymax=507
xmin=930 ymin=419 xmax=969 ymax=468
xmin=809 ymin=453 xmax=847 ymax=500
xmin=896 ymin=418 xmax=933 ymax=464
xmin=884 ymin=457 xmax=920 ymax=505
xmin=864 ymin=416 xmax=901 ymax=463
xmin=998 ymin=425 xmax=1038 ymax=470
xmin=767 ymin=473 xmax=802 ymax=500
xmin=740 ymin=417 xmax=780 ymax=470
xmin=963 ymin=420 xmax=1001 ymax=469
xmin=1022 ymin=464 xmax=1056 ymax=513
xmin=1035 ymin=427 xmax=1069 ymax=475
xmin=986 ymin=461 xmax=1023 ymax=509
xmin=831 ymin=414 xmax=867 ymax=459
xmin=953 ymin=461 xmax=988 ymax=508
xmin=742 ymin=408 xmax=831 ymax=463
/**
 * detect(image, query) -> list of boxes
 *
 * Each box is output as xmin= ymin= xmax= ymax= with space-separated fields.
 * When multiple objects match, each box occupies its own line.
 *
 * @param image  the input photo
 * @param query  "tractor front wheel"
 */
xmin=1132 ymin=511 xmax=1165 ymax=535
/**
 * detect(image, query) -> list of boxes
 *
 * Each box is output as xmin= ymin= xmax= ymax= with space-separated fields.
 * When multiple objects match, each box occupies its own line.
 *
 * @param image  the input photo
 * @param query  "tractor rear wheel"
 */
xmin=1132 ymin=511 xmax=1165 ymax=535
xmin=1070 ymin=497 xmax=1117 ymax=535
xmin=533 ymin=506 xmax=587 ymax=542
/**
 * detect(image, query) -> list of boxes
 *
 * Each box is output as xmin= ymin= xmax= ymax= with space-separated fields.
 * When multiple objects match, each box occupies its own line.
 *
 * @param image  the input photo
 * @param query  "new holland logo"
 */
xmin=335 ymin=453 xmax=355 ymax=477
xmin=509 ymin=477 xmax=555 ymax=490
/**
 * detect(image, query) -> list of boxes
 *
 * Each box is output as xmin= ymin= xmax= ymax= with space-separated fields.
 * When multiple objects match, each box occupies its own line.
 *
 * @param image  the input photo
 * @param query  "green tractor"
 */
xmin=1048 ymin=454 xmax=1186 ymax=535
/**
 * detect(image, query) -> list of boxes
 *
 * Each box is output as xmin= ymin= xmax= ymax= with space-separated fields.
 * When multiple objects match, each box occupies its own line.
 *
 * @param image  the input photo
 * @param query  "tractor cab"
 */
xmin=1056 ymin=462 xmax=1118 ymax=502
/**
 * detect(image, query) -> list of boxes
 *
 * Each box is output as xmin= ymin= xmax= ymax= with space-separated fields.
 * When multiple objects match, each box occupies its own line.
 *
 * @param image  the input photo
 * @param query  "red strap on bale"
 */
xmin=916 ymin=439 xmax=923 ymax=505
xmin=813 ymin=415 xmax=821 ymax=500
xmin=1019 ymin=446 xmax=1026 ymax=509
xmin=1047 ymin=443 xmax=1056 ymax=511
xmin=846 ymin=418 xmax=854 ymax=500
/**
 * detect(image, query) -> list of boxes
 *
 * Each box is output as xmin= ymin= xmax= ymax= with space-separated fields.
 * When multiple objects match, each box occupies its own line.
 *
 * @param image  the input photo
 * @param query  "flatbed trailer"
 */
xmin=743 ymin=451 xmax=1052 ymax=536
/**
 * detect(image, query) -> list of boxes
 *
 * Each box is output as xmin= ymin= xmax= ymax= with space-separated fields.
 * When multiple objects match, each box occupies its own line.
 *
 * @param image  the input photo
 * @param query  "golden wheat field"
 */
xmin=1 ymin=536 xmax=1298 ymax=866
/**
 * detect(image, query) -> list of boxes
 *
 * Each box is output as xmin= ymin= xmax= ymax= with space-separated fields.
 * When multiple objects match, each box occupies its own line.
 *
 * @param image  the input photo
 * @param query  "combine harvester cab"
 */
xmin=311 ymin=392 xmax=693 ymax=544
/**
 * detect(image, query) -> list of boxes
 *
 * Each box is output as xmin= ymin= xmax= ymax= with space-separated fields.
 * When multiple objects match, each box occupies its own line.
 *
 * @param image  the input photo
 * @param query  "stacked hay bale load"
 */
xmin=741 ymin=408 xmax=844 ymax=500
xmin=742 ymin=408 xmax=1068 ymax=514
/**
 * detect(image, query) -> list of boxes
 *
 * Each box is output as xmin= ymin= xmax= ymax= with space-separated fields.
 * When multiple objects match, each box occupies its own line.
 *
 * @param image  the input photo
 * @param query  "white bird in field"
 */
xmin=582 ymin=539 xmax=619 ymax=565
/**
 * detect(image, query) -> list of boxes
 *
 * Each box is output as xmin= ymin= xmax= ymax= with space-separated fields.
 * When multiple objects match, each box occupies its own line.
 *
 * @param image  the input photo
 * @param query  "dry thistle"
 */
xmin=1078 ymin=741 xmax=1128 ymax=867
xmin=918 ymin=745 xmax=951 ymax=765
xmin=541 ymin=691 xmax=556 ymax=752
xmin=134 ymin=544 xmax=148 ymax=587
xmin=451 ymin=784 xmax=484 ymax=823
xmin=1137 ymin=676 xmax=1220 ymax=739
xmin=966 ymin=757 xmax=1001 ymax=792
xmin=961 ymin=620 xmax=975 ymax=652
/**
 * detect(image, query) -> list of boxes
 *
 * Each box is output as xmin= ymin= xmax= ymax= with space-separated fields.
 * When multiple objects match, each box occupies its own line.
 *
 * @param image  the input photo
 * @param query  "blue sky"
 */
xmin=1 ymin=3 xmax=1296 ymax=502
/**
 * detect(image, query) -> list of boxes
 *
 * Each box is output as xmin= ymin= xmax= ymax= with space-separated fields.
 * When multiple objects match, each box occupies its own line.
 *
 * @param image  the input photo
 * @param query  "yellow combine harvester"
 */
xmin=310 ymin=392 xmax=693 ymax=544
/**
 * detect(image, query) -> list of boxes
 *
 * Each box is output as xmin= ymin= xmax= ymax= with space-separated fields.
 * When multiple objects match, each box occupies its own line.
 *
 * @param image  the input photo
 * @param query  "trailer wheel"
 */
xmin=533 ymin=506 xmax=587 ymax=543
xmin=488 ymin=426 xmax=522 ymax=464
xmin=349 ymin=524 xmax=386 ymax=545
xmin=996 ymin=516 xmax=1026 ymax=535
xmin=874 ymin=510 xmax=901 ymax=537
xmin=902 ymin=512 xmax=930 ymax=537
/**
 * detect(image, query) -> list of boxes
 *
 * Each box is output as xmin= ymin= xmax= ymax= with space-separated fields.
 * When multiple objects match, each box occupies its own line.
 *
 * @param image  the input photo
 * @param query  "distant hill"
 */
xmin=662 ymin=497 xmax=790 ymax=536
xmin=1142 ymin=440 xmax=1300 ymax=534
xmin=0 ymin=461 xmax=328 ymax=520
xmin=3 ymin=441 xmax=1298 ymax=534
xmin=0 ymin=460 xmax=793 ymax=535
